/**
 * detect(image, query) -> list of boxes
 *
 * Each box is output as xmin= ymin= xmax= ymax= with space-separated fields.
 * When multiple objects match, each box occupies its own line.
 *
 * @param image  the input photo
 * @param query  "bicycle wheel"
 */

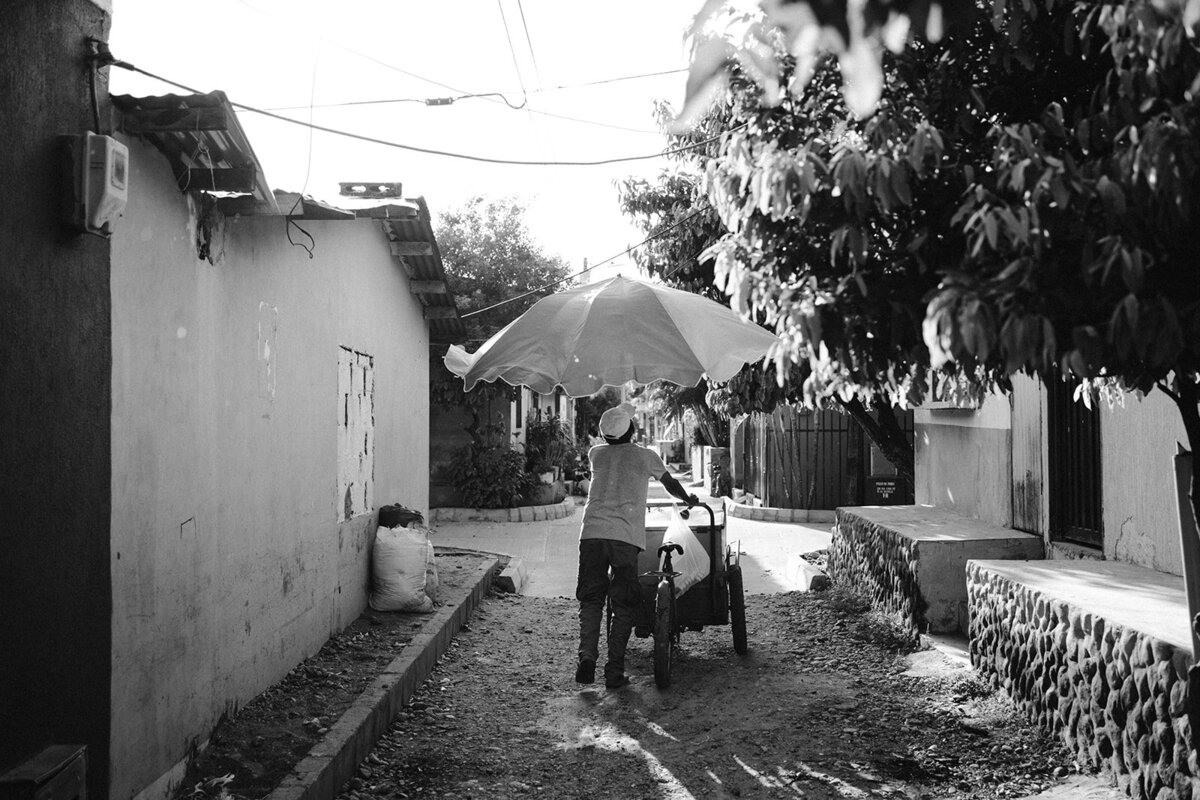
xmin=727 ymin=564 xmax=748 ymax=655
xmin=653 ymin=580 xmax=674 ymax=689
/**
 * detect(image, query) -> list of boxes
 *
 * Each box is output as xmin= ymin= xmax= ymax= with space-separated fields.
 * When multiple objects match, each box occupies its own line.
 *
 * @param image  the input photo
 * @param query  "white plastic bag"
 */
xmin=659 ymin=506 xmax=711 ymax=596
xmin=369 ymin=525 xmax=436 ymax=612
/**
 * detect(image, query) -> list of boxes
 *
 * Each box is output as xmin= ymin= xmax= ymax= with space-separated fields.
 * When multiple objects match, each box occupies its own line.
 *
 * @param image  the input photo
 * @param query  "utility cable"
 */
xmin=229 ymin=0 xmax=681 ymax=133
xmin=286 ymin=56 xmax=320 ymax=258
xmin=266 ymin=95 xmax=661 ymax=135
xmin=232 ymin=0 xmax=469 ymax=97
xmin=514 ymin=0 xmax=544 ymax=88
xmin=461 ymin=209 xmax=706 ymax=318
xmin=496 ymin=0 xmax=531 ymax=103
xmin=108 ymin=58 xmax=746 ymax=167
xmin=264 ymin=68 xmax=689 ymax=111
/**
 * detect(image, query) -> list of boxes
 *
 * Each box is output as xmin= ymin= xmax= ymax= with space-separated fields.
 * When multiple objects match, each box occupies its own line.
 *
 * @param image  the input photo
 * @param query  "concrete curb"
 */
xmin=726 ymin=498 xmax=836 ymax=525
xmin=264 ymin=556 xmax=499 ymax=800
xmin=428 ymin=498 xmax=575 ymax=524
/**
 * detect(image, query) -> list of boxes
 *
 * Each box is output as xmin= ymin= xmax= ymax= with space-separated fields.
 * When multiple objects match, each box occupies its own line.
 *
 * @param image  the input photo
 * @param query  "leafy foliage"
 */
xmin=681 ymin=0 xmax=1200 ymax=551
xmin=448 ymin=443 xmax=536 ymax=509
xmin=573 ymin=387 xmax=622 ymax=439
xmin=687 ymin=0 xmax=1200 ymax=415
xmin=620 ymin=70 xmax=921 ymax=477
xmin=523 ymin=414 xmax=573 ymax=474
xmin=432 ymin=196 xmax=574 ymax=501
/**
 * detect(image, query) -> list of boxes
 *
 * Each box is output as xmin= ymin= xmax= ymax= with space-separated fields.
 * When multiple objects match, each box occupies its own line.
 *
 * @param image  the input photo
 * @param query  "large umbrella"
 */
xmin=443 ymin=275 xmax=779 ymax=397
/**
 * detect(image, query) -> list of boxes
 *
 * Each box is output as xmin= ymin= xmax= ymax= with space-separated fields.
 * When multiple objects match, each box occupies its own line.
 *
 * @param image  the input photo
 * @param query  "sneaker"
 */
xmin=575 ymin=658 xmax=595 ymax=684
xmin=605 ymin=674 xmax=631 ymax=690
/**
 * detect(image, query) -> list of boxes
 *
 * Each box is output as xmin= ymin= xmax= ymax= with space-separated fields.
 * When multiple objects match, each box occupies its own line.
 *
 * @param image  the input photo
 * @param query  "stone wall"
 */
xmin=968 ymin=562 xmax=1198 ymax=799
xmin=829 ymin=510 xmax=923 ymax=638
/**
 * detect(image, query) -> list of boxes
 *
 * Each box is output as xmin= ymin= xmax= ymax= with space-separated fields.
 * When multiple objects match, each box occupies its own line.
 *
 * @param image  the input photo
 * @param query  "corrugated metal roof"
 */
xmin=111 ymin=91 xmax=465 ymax=343
xmin=111 ymin=91 xmax=279 ymax=214
xmin=369 ymin=198 xmax=466 ymax=344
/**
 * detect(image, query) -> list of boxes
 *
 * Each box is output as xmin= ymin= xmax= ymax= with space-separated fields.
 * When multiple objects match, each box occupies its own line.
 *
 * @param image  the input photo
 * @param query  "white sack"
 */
xmin=659 ymin=506 xmax=711 ymax=596
xmin=369 ymin=526 xmax=435 ymax=612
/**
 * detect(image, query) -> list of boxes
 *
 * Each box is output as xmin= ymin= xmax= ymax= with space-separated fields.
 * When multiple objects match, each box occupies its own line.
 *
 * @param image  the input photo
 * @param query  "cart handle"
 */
xmin=678 ymin=502 xmax=716 ymax=529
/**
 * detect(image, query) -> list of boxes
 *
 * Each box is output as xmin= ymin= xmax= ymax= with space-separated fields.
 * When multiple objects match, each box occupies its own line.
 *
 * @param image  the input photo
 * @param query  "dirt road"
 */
xmin=333 ymin=587 xmax=1099 ymax=800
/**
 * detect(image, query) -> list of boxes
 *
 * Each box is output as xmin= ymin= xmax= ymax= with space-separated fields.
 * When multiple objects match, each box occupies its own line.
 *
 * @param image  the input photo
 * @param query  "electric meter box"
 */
xmin=63 ymin=132 xmax=128 ymax=236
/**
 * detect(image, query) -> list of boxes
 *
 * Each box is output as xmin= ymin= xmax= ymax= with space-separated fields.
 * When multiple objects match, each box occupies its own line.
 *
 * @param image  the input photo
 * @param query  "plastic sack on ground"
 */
xmin=659 ymin=505 xmax=711 ymax=596
xmin=369 ymin=525 xmax=436 ymax=612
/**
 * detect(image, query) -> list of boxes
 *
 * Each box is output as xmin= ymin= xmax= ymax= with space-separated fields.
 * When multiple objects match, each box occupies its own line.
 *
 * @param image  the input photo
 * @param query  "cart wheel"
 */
xmin=728 ymin=564 xmax=748 ymax=655
xmin=653 ymin=581 xmax=673 ymax=689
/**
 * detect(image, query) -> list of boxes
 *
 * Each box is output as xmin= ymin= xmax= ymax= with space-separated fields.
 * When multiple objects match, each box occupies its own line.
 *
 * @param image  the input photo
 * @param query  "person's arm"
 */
xmin=658 ymin=471 xmax=699 ymax=507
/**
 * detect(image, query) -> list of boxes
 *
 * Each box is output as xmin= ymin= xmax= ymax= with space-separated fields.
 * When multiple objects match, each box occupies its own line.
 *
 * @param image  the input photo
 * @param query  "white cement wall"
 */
xmin=915 ymin=392 xmax=1013 ymax=527
xmin=1099 ymin=391 xmax=1188 ymax=576
xmin=109 ymin=139 xmax=430 ymax=799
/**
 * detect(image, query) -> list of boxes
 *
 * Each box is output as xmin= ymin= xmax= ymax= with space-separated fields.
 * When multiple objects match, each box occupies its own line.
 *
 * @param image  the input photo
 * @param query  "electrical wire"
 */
xmin=496 ymin=0 xmax=531 ymax=104
xmin=109 ymin=59 xmax=746 ymax=167
xmin=461 ymin=209 xmax=706 ymax=318
xmin=286 ymin=57 xmax=320 ymax=258
xmin=514 ymin=0 xmax=544 ymax=88
xmin=231 ymin=0 xmax=469 ymax=97
xmin=229 ymin=0 xmax=681 ymax=134
xmin=264 ymin=68 xmax=689 ymax=111
xmin=266 ymin=94 xmax=660 ymax=135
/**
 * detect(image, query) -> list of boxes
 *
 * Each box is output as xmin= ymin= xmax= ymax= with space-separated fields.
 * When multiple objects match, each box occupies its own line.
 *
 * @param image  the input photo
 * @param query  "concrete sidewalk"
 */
xmin=428 ymin=491 xmax=833 ymax=597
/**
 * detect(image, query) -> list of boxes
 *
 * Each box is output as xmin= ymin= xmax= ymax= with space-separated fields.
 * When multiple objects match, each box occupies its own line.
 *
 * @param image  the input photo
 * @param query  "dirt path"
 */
xmin=334 ymin=588 xmax=1101 ymax=800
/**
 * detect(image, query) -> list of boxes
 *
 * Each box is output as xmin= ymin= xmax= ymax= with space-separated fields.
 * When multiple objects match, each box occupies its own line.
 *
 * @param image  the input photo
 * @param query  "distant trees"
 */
xmin=436 ymin=196 xmax=571 ymax=342
xmin=432 ymin=197 xmax=573 ymax=506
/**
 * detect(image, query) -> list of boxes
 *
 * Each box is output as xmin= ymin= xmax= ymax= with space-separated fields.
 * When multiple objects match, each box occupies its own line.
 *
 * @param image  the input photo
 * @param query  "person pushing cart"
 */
xmin=573 ymin=402 xmax=698 ymax=689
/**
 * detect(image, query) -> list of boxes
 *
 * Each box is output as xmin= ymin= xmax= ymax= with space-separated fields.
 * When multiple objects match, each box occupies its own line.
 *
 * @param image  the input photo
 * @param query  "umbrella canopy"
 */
xmin=444 ymin=275 xmax=779 ymax=397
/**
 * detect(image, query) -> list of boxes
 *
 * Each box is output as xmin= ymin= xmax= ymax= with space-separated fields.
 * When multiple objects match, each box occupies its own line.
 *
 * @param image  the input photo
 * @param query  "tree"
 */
xmin=436 ymin=196 xmax=571 ymax=342
xmin=620 ymin=58 xmax=941 ymax=483
xmin=681 ymin=0 xmax=1200 ymax=673
xmin=430 ymin=196 xmax=572 ymax=504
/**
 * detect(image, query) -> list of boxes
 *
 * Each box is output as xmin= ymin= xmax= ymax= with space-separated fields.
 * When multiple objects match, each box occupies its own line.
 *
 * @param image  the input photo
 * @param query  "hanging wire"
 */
xmin=286 ymin=56 xmax=321 ymax=259
xmin=514 ymin=0 xmax=544 ymax=88
xmin=106 ymin=57 xmax=742 ymax=167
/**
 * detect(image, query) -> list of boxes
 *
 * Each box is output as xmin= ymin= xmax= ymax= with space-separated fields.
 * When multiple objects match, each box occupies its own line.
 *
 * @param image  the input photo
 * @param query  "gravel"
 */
xmin=328 ymin=586 xmax=1100 ymax=800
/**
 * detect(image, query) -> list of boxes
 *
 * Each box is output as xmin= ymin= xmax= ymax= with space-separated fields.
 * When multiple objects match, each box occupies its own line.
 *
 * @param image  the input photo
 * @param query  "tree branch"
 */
xmin=836 ymin=397 xmax=915 ymax=486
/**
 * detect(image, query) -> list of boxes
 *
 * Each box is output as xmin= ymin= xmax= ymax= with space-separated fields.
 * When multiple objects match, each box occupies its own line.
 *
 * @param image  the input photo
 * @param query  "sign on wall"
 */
xmin=337 ymin=346 xmax=375 ymax=521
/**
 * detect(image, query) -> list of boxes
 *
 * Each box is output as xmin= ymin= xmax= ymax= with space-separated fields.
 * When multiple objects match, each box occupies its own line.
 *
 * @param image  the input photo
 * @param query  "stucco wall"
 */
xmin=1099 ymin=392 xmax=1188 ymax=576
xmin=915 ymin=393 xmax=1013 ymax=527
xmin=108 ymin=139 xmax=430 ymax=799
xmin=0 ymin=2 xmax=115 ymax=794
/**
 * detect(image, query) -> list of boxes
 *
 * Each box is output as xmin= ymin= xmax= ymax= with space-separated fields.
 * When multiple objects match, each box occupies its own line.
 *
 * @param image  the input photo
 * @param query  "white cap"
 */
xmin=599 ymin=402 xmax=636 ymax=439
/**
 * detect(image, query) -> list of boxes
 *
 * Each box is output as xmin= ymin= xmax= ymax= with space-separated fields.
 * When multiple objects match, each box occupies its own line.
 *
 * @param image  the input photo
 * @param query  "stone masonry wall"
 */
xmin=968 ymin=562 xmax=1198 ymax=800
xmin=829 ymin=510 xmax=923 ymax=639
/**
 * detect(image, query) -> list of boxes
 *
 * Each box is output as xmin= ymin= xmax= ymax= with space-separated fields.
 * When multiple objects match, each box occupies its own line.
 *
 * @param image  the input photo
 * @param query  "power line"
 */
xmin=461 ymin=209 xmax=706 ymax=319
xmin=496 ymin=0 xmax=531 ymax=103
xmin=514 ymin=0 xmax=544 ymax=88
xmin=110 ymin=59 xmax=745 ymax=167
xmin=229 ymin=0 xmax=680 ymax=134
xmin=231 ymin=0 xmax=469 ymax=97
xmin=265 ymin=94 xmax=663 ymax=135
xmin=266 ymin=68 xmax=690 ymax=111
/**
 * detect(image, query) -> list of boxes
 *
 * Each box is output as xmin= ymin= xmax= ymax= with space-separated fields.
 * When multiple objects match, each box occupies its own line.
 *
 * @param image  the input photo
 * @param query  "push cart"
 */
xmin=626 ymin=499 xmax=747 ymax=689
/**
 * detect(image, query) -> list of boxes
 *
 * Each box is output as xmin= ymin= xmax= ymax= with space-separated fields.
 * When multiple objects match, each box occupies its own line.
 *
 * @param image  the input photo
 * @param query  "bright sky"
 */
xmin=108 ymin=0 xmax=700 ymax=283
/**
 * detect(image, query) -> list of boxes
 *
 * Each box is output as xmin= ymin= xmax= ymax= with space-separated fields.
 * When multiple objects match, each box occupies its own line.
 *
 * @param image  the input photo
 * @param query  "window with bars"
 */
xmin=1047 ymin=378 xmax=1103 ymax=547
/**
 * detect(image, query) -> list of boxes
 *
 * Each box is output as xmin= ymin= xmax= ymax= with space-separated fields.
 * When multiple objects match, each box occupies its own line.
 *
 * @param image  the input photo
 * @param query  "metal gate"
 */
xmin=1047 ymin=379 xmax=1103 ymax=547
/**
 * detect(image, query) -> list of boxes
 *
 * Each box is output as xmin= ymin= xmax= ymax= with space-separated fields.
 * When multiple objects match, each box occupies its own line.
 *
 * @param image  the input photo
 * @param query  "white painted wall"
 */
xmin=1100 ymin=391 xmax=1188 ymax=575
xmin=918 ymin=374 xmax=1189 ymax=576
xmin=915 ymin=392 xmax=1013 ymax=527
xmin=109 ymin=139 xmax=430 ymax=799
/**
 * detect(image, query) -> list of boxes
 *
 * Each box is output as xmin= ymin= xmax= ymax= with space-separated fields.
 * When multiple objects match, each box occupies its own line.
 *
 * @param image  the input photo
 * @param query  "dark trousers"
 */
xmin=576 ymin=538 xmax=641 ymax=682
